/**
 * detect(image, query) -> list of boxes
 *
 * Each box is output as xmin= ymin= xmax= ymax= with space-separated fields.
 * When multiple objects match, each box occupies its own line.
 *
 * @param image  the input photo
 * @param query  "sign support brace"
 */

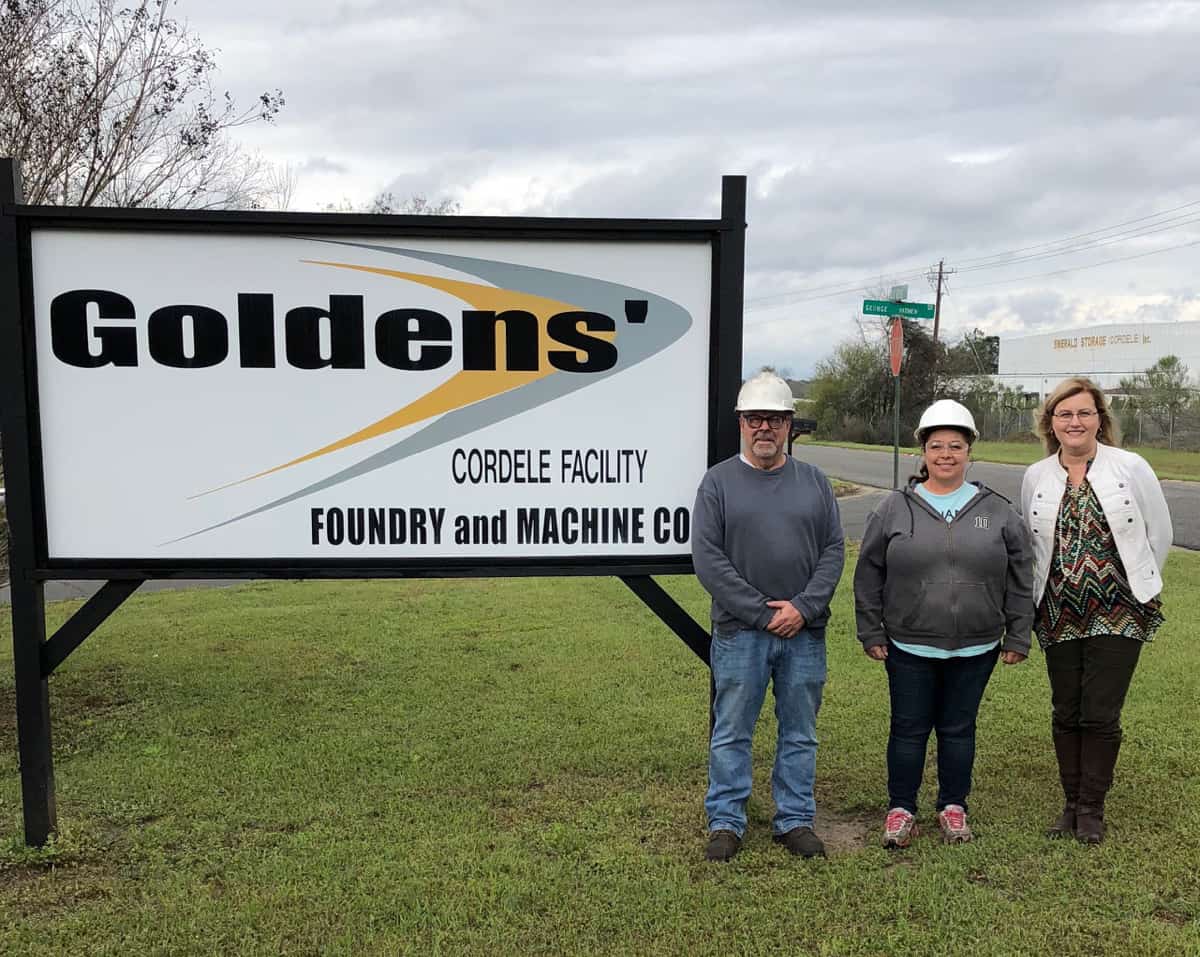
xmin=620 ymin=575 xmax=711 ymax=666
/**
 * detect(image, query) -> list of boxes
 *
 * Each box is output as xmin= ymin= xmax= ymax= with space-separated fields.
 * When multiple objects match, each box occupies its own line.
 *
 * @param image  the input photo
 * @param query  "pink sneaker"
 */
xmin=937 ymin=804 xmax=973 ymax=843
xmin=883 ymin=808 xmax=919 ymax=848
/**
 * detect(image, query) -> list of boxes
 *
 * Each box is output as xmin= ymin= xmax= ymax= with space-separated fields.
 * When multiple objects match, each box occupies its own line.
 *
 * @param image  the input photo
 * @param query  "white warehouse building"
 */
xmin=996 ymin=321 xmax=1200 ymax=399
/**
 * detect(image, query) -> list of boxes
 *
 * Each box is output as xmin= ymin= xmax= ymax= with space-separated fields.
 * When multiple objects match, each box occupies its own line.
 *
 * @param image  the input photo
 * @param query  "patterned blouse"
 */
xmin=1034 ymin=472 xmax=1164 ymax=649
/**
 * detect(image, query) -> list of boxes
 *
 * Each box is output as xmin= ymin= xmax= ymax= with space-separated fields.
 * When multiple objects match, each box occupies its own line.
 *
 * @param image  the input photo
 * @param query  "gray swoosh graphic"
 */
xmin=165 ymin=240 xmax=698 ymax=545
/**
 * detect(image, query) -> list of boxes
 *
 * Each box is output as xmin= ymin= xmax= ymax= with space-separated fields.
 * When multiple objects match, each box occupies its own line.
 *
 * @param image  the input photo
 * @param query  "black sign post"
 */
xmin=1 ymin=159 xmax=57 ymax=845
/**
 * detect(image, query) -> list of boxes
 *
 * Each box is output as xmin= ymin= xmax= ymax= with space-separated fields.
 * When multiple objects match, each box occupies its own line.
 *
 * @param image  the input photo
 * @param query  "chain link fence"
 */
xmin=1112 ymin=402 xmax=1200 ymax=451
xmin=953 ymin=382 xmax=1200 ymax=450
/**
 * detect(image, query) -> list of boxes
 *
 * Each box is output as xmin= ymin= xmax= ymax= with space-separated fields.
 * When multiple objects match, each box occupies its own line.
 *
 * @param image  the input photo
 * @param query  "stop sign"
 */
xmin=889 ymin=318 xmax=904 ymax=376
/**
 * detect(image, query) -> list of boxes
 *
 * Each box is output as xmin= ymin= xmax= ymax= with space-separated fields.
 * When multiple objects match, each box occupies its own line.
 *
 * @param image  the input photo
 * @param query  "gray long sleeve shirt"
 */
xmin=691 ymin=455 xmax=845 ymax=635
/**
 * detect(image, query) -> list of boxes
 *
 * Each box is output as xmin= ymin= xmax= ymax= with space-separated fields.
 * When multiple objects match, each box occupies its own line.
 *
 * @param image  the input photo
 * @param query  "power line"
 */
xmin=744 ymin=269 xmax=930 ymax=311
xmin=953 ymin=210 xmax=1200 ymax=273
xmin=952 ymin=197 xmax=1200 ymax=266
xmin=744 ymin=196 xmax=1200 ymax=310
xmin=957 ymin=235 xmax=1200 ymax=289
xmin=744 ymin=267 xmax=929 ymax=306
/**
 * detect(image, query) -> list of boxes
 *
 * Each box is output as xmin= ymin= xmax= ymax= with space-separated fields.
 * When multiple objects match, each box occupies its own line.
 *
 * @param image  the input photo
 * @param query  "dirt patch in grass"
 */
xmin=1 ymin=861 xmax=118 ymax=919
xmin=1152 ymin=907 xmax=1192 ymax=927
xmin=813 ymin=806 xmax=873 ymax=855
xmin=0 ymin=665 xmax=142 ymax=756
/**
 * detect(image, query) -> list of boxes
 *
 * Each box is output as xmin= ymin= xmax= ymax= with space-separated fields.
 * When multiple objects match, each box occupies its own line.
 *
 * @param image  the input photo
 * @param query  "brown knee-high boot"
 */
xmin=1047 ymin=731 xmax=1081 ymax=838
xmin=1076 ymin=734 xmax=1121 ymax=844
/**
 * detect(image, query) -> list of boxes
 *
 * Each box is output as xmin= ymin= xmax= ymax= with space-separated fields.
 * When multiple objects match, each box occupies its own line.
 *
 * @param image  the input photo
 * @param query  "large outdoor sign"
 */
xmin=32 ymin=232 xmax=712 ymax=563
xmin=3 ymin=186 xmax=746 ymax=577
xmin=2 ymin=165 xmax=746 ymax=846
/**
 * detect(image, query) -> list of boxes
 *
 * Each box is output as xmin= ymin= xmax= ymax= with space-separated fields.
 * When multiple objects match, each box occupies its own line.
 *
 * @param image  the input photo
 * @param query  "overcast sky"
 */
xmin=182 ymin=0 xmax=1200 ymax=378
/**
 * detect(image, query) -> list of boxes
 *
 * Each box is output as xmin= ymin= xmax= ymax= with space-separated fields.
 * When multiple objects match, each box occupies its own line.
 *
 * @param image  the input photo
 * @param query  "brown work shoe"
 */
xmin=773 ymin=826 xmax=826 ymax=858
xmin=704 ymin=830 xmax=741 ymax=862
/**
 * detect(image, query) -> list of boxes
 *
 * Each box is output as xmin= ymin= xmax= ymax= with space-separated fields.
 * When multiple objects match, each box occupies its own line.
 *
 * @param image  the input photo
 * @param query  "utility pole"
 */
xmin=927 ymin=259 xmax=956 ymax=394
xmin=926 ymin=259 xmax=958 ymax=342
xmin=932 ymin=259 xmax=945 ymax=342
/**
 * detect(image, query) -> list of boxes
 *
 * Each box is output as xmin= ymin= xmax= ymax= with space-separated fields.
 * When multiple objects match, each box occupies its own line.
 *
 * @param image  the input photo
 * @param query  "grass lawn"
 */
xmin=2 ymin=554 xmax=1199 ymax=955
xmin=801 ymin=437 xmax=1200 ymax=482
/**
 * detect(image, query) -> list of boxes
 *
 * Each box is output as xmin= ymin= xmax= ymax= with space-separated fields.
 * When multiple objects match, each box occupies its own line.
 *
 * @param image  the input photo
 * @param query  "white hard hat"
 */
xmin=735 ymin=372 xmax=794 ymax=412
xmin=914 ymin=399 xmax=978 ymax=443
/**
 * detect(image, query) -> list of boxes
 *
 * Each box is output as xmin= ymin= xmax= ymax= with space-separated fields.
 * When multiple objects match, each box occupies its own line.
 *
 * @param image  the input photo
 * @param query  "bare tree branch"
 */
xmin=0 ymin=0 xmax=286 ymax=208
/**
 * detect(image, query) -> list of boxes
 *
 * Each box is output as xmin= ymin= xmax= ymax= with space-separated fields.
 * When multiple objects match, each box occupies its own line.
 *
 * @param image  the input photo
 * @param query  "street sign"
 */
xmin=863 ymin=299 xmax=935 ymax=319
xmin=888 ymin=284 xmax=908 ymax=302
xmin=889 ymin=318 xmax=904 ymax=376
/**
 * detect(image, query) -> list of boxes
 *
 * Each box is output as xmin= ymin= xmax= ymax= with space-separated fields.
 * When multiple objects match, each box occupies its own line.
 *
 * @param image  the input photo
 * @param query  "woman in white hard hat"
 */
xmin=1021 ymin=378 xmax=1172 ymax=844
xmin=854 ymin=399 xmax=1034 ymax=848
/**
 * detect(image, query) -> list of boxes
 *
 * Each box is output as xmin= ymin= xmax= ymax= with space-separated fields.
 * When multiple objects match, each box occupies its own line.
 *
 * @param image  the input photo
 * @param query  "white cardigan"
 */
xmin=1020 ymin=443 xmax=1173 ymax=605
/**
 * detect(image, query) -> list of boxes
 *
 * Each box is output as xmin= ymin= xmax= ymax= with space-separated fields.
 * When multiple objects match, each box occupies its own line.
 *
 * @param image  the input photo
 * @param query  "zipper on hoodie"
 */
xmin=948 ymin=512 xmax=957 ymax=646
xmin=948 ymin=489 xmax=993 ymax=650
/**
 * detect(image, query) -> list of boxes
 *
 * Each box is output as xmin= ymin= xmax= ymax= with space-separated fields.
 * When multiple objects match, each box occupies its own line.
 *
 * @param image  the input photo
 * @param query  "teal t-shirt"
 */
xmin=914 ymin=482 xmax=978 ymax=522
xmin=893 ymin=483 xmax=999 ymax=660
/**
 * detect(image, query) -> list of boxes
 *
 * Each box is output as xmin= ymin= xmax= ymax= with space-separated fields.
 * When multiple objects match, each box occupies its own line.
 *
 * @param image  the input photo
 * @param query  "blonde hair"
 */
xmin=1036 ymin=377 xmax=1120 ymax=455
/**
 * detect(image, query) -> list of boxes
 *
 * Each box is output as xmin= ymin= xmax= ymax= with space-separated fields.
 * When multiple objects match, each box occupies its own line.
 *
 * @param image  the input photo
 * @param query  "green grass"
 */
xmin=800 ymin=437 xmax=1200 ymax=481
xmin=2 ymin=556 xmax=1199 ymax=955
xmin=0 ymin=500 xmax=7 ymax=586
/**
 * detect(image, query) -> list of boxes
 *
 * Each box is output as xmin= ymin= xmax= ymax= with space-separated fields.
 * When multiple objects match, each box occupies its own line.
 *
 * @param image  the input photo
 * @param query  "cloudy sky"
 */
xmin=183 ymin=0 xmax=1200 ymax=377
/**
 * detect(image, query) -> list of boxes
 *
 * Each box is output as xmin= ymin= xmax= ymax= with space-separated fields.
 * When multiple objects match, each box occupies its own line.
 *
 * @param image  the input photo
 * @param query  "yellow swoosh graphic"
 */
xmin=194 ymin=261 xmax=615 ymax=496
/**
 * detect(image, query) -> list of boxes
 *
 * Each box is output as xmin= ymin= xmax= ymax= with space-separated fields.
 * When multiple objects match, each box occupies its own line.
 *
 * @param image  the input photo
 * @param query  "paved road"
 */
xmin=0 ymin=578 xmax=248 ymax=605
xmin=797 ymin=444 xmax=1199 ymax=550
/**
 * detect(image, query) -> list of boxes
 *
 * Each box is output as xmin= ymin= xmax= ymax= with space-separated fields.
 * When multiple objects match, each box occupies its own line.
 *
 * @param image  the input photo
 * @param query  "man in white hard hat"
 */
xmin=692 ymin=371 xmax=845 ymax=861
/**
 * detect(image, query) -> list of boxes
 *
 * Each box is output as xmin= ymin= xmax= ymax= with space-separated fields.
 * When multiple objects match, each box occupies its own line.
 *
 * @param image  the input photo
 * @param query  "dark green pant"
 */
xmin=1045 ymin=635 xmax=1142 ymax=741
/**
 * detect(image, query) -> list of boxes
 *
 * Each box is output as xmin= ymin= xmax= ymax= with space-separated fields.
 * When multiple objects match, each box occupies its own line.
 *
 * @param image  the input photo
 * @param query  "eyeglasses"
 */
xmin=926 ymin=442 xmax=968 ymax=455
xmin=741 ymin=413 xmax=790 ymax=429
xmin=1053 ymin=409 xmax=1098 ymax=422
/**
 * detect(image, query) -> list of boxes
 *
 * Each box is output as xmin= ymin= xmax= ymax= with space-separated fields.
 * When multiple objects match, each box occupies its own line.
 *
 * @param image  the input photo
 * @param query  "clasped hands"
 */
xmin=765 ymin=600 xmax=805 ymax=638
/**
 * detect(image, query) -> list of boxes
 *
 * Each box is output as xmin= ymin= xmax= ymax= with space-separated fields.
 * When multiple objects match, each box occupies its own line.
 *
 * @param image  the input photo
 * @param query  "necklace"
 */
xmin=1057 ymin=479 xmax=1086 ymax=575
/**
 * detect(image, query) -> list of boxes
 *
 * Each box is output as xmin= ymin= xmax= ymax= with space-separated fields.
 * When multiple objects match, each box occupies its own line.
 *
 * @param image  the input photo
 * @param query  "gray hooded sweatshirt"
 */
xmin=854 ymin=482 xmax=1034 ymax=655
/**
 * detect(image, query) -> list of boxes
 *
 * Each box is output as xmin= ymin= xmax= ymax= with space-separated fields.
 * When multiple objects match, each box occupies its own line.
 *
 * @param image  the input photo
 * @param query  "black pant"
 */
xmin=885 ymin=643 xmax=999 ymax=814
xmin=1044 ymin=635 xmax=1142 ymax=741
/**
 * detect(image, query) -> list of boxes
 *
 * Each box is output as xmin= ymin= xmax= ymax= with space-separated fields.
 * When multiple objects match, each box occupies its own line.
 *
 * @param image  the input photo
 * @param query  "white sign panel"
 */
xmin=32 ymin=230 xmax=712 ymax=560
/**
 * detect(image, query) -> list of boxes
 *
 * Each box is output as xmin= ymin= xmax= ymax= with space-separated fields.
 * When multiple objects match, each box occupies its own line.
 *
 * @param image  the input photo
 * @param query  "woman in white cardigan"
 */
xmin=1021 ymin=377 xmax=1172 ymax=844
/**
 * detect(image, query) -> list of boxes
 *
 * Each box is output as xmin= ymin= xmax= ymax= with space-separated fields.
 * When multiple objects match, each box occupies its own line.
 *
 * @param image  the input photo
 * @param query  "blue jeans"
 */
xmin=884 ymin=642 xmax=998 ymax=814
xmin=706 ymin=628 xmax=826 ymax=837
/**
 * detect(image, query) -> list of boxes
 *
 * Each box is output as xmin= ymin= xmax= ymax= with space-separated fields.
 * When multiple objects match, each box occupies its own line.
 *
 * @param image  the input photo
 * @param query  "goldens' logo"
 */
xmin=49 ymin=240 xmax=695 ymax=543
